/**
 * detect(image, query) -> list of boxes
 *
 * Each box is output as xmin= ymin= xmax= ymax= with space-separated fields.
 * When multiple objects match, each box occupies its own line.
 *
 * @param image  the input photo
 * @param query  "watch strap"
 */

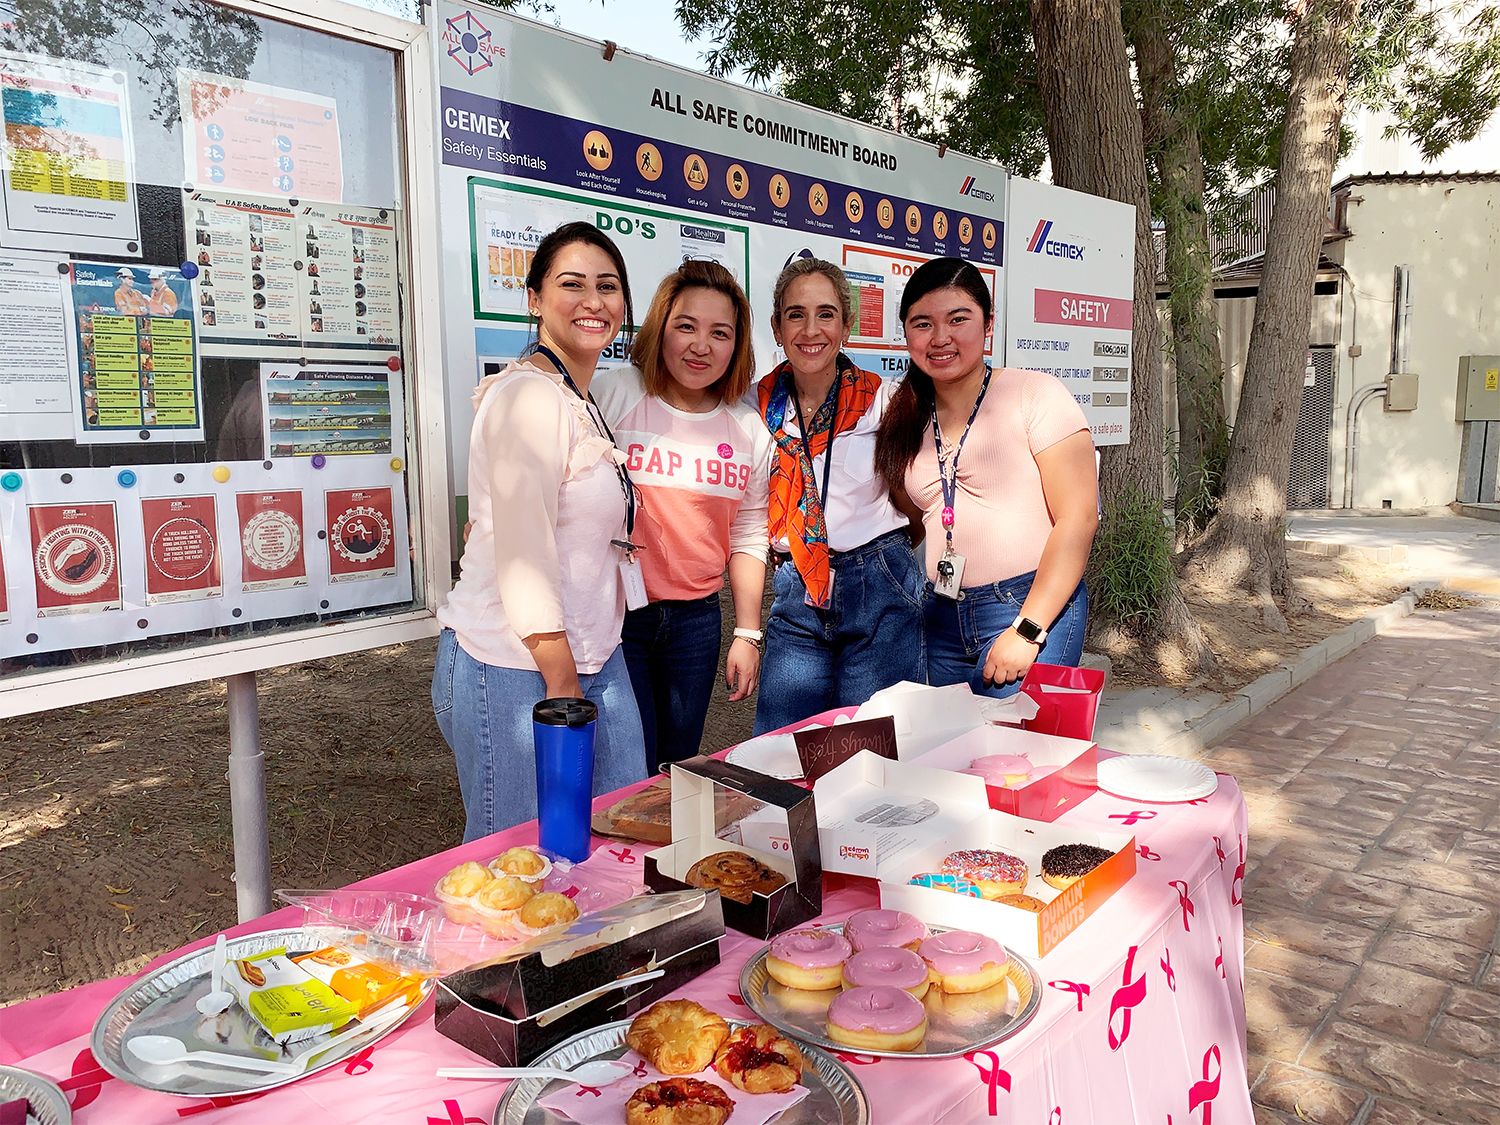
xmin=1013 ymin=617 xmax=1047 ymax=645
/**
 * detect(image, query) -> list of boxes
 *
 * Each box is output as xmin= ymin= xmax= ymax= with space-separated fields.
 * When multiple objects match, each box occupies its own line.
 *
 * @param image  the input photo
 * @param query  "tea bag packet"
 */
xmin=224 ymin=948 xmax=359 ymax=1043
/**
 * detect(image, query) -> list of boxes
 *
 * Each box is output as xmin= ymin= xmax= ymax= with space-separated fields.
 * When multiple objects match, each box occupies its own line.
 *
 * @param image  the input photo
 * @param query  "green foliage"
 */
xmin=1088 ymin=489 xmax=1177 ymax=629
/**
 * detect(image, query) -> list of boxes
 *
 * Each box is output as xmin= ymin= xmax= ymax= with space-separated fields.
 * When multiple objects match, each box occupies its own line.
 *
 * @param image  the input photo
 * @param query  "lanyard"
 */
xmin=531 ymin=343 xmax=637 ymax=542
xmin=789 ymin=372 xmax=839 ymax=517
xmin=932 ymin=365 xmax=993 ymax=549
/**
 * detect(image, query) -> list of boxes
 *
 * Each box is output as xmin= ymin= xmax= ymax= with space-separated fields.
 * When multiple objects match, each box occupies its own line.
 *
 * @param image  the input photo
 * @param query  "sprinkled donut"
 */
xmin=941 ymin=848 xmax=1030 ymax=899
xmin=907 ymin=871 xmax=983 ymax=897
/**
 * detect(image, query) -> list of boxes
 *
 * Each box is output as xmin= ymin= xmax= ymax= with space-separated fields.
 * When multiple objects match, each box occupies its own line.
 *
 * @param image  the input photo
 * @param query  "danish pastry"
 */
xmin=626 ymin=999 xmax=731 ymax=1075
xmin=713 ymin=1023 xmax=802 ymax=1093
xmin=684 ymin=851 xmax=788 ymax=904
xmin=624 ymin=1077 xmax=735 ymax=1125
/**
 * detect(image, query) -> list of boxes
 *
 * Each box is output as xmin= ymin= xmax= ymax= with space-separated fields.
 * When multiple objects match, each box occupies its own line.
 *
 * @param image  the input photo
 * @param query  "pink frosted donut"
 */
xmin=841 ymin=947 xmax=931 ymax=996
xmin=941 ymin=848 xmax=1030 ymax=897
xmin=843 ymin=909 xmax=929 ymax=952
xmin=1028 ymin=763 xmax=1061 ymax=780
xmin=919 ymin=930 xmax=1009 ymax=994
xmin=969 ymin=754 xmax=1033 ymax=786
xmin=826 ymin=985 xmax=928 ymax=1051
xmin=766 ymin=928 xmax=852 ymax=990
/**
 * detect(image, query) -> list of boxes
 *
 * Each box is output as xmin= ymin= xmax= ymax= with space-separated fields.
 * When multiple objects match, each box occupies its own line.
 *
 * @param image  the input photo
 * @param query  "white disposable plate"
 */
xmin=724 ymin=732 xmax=804 ymax=779
xmin=1097 ymin=755 xmax=1218 ymax=802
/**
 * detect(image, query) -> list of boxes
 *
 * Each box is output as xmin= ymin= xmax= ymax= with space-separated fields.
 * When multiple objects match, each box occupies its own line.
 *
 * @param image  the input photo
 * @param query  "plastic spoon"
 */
xmin=127 ymin=1035 xmax=300 ymax=1075
xmin=287 ymin=998 xmax=411 ymax=1070
xmin=437 ymin=1060 xmax=635 ymax=1084
xmin=195 ymin=934 xmax=232 ymax=1016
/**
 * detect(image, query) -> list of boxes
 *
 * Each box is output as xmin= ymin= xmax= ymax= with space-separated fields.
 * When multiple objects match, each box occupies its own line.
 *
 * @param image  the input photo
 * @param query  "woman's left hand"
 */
xmin=983 ymin=627 xmax=1039 ymax=688
xmin=725 ymin=637 xmax=761 ymax=701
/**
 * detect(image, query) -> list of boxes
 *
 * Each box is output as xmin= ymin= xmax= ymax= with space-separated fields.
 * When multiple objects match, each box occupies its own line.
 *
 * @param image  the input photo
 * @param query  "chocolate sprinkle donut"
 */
xmin=1041 ymin=843 xmax=1115 ymax=879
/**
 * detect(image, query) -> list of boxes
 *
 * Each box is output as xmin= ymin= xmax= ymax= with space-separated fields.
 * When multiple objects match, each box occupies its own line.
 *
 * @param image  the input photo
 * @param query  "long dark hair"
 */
xmin=873 ymin=258 xmax=994 ymax=494
xmin=524 ymin=220 xmax=635 ymax=350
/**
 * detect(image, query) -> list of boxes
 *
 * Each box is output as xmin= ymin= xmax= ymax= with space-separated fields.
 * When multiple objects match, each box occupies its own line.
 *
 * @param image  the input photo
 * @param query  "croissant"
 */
xmin=626 ymin=999 xmax=730 ymax=1075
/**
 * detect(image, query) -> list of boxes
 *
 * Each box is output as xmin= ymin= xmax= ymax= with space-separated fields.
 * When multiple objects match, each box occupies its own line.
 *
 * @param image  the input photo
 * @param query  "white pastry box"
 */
xmin=851 ymin=681 xmax=987 ymax=758
xmin=814 ymin=751 xmax=1135 ymax=958
xmin=910 ymin=724 xmax=1099 ymax=823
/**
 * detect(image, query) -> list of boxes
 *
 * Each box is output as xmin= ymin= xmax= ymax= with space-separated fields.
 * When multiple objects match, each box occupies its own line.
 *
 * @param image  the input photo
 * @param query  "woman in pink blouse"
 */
xmin=433 ymin=222 xmax=647 ymax=839
xmin=875 ymin=257 xmax=1099 ymax=696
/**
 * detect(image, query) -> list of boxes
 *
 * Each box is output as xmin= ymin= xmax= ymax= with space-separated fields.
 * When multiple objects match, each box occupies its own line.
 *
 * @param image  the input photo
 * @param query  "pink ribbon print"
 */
xmin=1138 ymin=844 xmax=1162 ymax=862
xmin=833 ymin=1052 xmax=881 ymax=1066
xmin=344 ymin=1045 xmax=375 ymax=1075
xmin=607 ymin=846 xmax=637 ymax=864
xmin=1169 ymin=880 xmax=1195 ymax=932
xmin=965 ymin=1050 xmax=1012 ymax=1116
xmin=1188 ymin=1045 xmax=1222 ymax=1124
xmin=1161 ymin=947 xmax=1177 ymax=991
xmin=1107 ymin=945 xmax=1148 ymax=1051
xmin=1213 ymin=836 xmax=1226 ymax=867
xmin=1109 ymin=809 xmax=1158 ymax=826
xmin=1050 ymin=1108 xmax=1063 ymax=1125
xmin=178 ymin=1093 xmax=269 ymax=1117
xmin=1215 ymin=937 xmax=1225 ymax=979
xmin=427 ymin=1100 xmax=487 ymax=1125
xmin=1231 ymin=836 xmax=1246 ymax=906
xmin=57 ymin=1049 xmax=114 ymax=1110
xmin=1048 ymin=979 xmax=1091 ymax=1011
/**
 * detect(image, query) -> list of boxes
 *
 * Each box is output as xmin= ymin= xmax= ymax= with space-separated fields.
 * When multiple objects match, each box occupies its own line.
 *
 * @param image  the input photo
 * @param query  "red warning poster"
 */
xmin=236 ymin=490 xmax=307 ymax=591
xmin=143 ymin=495 xmax=222 ymax=605
xmin=325 ymin=487 xmax=396 ymax=583
xmin=29 ymin=502 xmax=123 ymax=617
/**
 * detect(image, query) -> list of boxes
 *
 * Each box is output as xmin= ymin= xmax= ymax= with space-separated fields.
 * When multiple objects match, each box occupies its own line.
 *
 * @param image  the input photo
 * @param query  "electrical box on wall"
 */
xmin=1385 ymin=373 xmax=1419 ymax=412
xmin=1457 ymin=355 xmax=1500 ymax=421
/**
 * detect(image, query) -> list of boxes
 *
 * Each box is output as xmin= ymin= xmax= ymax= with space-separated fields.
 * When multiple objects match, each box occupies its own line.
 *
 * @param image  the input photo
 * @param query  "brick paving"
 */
xmin=1200 ymin=605 xmax=1500 ymax=1125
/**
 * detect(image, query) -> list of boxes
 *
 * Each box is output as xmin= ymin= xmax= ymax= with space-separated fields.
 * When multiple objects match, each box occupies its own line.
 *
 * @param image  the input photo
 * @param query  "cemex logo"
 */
xmin=959 ymin=176 xmax=996 ymax=201
xmin=444 ymin=10 xmax=503 ymax=75
xmin=1026 ymin=219 xmax=1086 ymax=260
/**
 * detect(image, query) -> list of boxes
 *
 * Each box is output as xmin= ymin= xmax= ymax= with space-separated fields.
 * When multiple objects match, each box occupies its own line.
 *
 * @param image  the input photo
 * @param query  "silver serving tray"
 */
xmin=740 ymin=924 xmax=1042 ymax=1059
xmin=91 ymin=927 xmax=432 ymax=1097
xmin=493 ymin=1018 xmax=869 ymax=1125
xmin=0 ymin=1064 xmax=71 ymax=1125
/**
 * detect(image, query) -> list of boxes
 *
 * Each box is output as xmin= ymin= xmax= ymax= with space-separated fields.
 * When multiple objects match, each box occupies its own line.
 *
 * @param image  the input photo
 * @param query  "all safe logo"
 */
xmin=444 ymin=10 xmax=504 ymax=75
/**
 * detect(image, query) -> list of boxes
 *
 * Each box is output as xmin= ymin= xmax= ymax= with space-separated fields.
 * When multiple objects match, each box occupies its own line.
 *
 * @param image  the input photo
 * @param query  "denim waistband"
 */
xmin=773 ymin=527 xmax=910 ymax=567
xmin=957 ymin=568 xmax=1038 ymax=600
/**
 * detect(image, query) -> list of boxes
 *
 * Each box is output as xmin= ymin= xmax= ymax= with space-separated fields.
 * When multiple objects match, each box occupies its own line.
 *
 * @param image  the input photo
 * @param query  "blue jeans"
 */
xmin=925 ymin=571 xmax=1089 ymax=699
xmin=431 ymin=629 xmax=648 ymax=842
xmin=621 ymin=593 xmax=722 ymax=771
xmin=754 ymin=529 xmax=927 ymax=734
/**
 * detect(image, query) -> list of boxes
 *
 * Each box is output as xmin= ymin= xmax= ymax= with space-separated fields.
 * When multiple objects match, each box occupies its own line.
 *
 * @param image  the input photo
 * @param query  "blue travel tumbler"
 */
xmin=533 ymin=697 xmax=598 ymax=862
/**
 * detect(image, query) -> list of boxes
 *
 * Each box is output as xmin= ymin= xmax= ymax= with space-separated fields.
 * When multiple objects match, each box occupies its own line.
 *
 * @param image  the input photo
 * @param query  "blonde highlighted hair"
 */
xmin=630 ymin=260 xmax=755 ymax=403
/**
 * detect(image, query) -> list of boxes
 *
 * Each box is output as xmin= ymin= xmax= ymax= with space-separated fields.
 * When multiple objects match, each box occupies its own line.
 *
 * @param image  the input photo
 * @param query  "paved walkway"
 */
xmin=1286 ymin=513 xmax=1500 ymax=584
xmin=1199 ymin=605 xmax=1500 ymax=1125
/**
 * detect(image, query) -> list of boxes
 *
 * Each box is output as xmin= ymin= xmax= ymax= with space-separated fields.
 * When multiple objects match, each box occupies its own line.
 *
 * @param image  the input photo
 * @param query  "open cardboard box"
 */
xmin=911 ymin=724 xmax=1098 ymax=822
xmin=644 ymin=757 xmax=821 ymax=939
xmin=851 ymin=681 xmax=988 ymax=759
xmin=880 ymin=812 xmax=1135 ymax=959
xmin=812 ymin=751 xmax=991 ymax=878
xmin=815 ymin=750 xmax=1134 ymax=958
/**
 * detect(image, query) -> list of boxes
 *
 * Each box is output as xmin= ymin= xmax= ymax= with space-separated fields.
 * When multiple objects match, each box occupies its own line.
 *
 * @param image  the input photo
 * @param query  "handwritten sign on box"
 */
xmin=794 ymin=716 xmax=898 ymax=782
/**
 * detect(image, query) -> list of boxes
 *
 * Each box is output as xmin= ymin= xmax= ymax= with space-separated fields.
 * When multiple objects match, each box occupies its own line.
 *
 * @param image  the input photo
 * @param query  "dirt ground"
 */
xmin=0 ymin=551 xmax=1403 ymax=1007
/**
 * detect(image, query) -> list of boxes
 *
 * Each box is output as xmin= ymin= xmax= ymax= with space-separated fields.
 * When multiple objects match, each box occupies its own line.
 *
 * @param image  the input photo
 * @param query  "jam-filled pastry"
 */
xmin=626 ymin=999 xmax=731 ymax=1075
xmin=624 ymin=1077 xmax=736 ymax=1125
xmin=713 ymin=1023 xmax=803 ymax=1093
xmin=684 ymin=850 xmax=788 ymax=904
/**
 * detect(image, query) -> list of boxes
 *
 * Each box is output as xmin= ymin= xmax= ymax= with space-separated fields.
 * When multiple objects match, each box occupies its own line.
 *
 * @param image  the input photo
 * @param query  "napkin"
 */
xmin=535 ymin=1049 xmax=810 ymax=1125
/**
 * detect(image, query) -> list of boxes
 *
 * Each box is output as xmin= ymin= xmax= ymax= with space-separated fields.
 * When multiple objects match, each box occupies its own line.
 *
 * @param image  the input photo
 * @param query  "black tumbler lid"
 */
xmin=533 ymin=697 xmax=598 ymax=727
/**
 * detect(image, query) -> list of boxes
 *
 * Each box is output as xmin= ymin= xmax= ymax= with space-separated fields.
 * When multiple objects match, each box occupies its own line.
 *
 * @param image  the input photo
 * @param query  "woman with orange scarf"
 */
xmin=752 ymin=258 xmax=926 ymax=735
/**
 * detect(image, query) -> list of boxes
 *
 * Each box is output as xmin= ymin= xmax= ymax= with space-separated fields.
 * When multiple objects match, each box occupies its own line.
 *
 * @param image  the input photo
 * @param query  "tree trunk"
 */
xmin=1185 ymin=0 xmax=1360 ymax=629
xmin=1030 ymin=0 xmax=1213 ymax=674
xmin=1131 ymin=6 xmax=1230 ymax=546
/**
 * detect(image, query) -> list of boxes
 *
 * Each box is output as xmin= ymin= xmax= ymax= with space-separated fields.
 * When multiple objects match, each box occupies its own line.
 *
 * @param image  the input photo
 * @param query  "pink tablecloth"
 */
xmin=1 ymin=766 xmax=1253 ymax=1124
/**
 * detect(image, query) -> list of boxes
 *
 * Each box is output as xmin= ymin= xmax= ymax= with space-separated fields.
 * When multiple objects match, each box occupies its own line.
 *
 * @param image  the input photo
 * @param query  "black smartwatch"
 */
xmin=1012 ymin=617 xmax=1048 ymax=646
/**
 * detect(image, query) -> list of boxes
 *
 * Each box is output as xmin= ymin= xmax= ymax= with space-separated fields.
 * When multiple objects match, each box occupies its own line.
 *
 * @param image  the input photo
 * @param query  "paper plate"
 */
xmin=1097 ymin=755 xmax=1218 ymax=803
xmin=724 ymin=731 xmax=804 ymax=779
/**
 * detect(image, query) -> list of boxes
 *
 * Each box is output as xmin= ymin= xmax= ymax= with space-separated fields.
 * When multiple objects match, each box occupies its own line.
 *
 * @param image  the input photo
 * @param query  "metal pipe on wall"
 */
xmin=227 ymin=671 xmax=273 ymax=922
xmin=1343 ymin=383 xmax=1389 ymax=509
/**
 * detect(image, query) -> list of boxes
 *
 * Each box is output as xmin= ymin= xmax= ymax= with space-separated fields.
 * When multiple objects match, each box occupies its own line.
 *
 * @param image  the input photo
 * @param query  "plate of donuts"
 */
xmin=493 ymin=1010 xmax=870 ymax=1124
xmin=738 ymin=912 xmax=1042 ymax=1060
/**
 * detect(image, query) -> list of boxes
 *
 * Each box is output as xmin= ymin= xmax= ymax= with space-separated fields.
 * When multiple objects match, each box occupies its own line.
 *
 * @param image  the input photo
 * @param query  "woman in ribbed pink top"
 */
xmin=875 ymin=258 xmax=1099 ymax=696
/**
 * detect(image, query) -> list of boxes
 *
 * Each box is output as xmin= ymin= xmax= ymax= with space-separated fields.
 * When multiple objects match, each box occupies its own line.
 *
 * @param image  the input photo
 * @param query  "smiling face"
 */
xmin=773 ymin=273 xmax=850 ymax=383
xmin=527 ymin=240 xmax=626 ymax=363
xmin=903 ymin=284 xmax=992 ymax=385
xmin=662 ymin=286 xmax=737 ymax=398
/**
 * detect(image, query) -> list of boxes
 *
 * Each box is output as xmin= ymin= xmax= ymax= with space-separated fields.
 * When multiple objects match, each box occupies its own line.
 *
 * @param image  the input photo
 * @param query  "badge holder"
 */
xmin=614 ymin=540 xmax=648 ymax=610
xmin=934 ymin=546 xmax=965 ymax=600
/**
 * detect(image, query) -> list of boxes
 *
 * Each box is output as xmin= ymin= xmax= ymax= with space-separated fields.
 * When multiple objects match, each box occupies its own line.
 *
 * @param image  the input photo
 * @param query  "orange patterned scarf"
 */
xmin=757 ymin=355 xmax=881 ymax=608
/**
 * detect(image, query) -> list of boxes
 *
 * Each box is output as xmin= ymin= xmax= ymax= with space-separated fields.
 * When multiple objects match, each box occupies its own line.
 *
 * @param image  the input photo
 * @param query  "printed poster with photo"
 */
xmin=29 ymin=501 xmax=122 ymax=616
xmin=184 ymin=190 xmax=299 ymax=347
xmin=235 ymin=490 xmax=307 ymax=591
xmin=142 ymin=495 xmax=221 ymax=604
xmin=325 ymin=487 xmax=396 ymax=583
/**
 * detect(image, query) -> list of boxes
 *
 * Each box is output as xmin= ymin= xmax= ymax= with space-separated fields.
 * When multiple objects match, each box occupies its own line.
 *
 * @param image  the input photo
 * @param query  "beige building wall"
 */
xmin=1336 ymin=179 xmax=1500 ymax=508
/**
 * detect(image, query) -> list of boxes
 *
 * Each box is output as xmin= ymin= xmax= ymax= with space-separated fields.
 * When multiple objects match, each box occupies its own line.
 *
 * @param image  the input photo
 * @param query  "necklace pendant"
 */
xmin=941 ymin=505 xmax=955 ymax=529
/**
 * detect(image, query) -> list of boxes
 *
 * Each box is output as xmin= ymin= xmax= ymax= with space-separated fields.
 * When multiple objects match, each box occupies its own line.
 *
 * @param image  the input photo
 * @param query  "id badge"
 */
xmin=619 ymin=555 xmax=648 ymax=610
xmin=805 ymin=567 xmax=835 ymax=607
xmin=934 ymin=550 xmax=966 ymax=600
